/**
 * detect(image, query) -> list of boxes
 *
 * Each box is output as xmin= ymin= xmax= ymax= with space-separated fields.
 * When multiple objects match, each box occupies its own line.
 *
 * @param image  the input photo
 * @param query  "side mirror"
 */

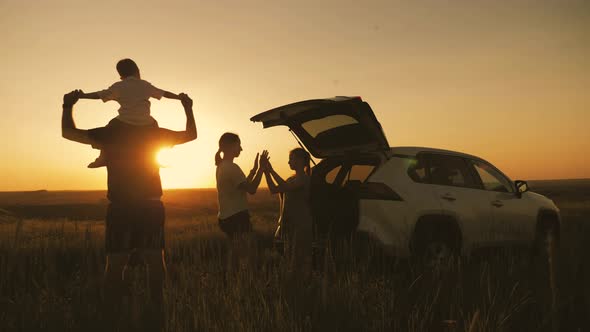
xmin=515 ymin=180 xmax=528 ymax=198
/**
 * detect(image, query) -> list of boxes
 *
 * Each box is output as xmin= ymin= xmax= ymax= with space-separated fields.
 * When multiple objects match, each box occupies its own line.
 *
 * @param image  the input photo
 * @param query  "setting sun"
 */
xmin=154 ymin=144 xmax=219 ymax=190
xmin=156 ymin=148 xmax=173 ymax=168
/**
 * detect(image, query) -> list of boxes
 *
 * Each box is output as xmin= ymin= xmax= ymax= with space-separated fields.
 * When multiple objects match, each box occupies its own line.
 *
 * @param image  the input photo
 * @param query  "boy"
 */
xmin=79 ymin=58 xmax=181 ymax=168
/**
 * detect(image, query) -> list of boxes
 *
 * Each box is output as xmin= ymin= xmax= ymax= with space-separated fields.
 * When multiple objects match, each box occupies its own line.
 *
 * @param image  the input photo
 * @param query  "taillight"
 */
xmin=359 ymin=182 xmax=402 ymax=201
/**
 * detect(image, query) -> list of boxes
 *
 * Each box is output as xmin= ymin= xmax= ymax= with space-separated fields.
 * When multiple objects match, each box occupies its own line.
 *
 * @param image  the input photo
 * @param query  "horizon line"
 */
xmin=1 ymin=177 xmax=590 ymax=193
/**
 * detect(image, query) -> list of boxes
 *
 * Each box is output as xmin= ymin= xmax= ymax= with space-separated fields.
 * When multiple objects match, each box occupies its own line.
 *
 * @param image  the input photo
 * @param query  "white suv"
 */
xmin=251 ymin=97 xmax=561 ymax=260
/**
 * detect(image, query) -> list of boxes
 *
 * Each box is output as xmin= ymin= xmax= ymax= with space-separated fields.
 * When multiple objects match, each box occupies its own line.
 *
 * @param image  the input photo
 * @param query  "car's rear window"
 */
xmin=343 ymin=165 xmax=375 ymax=184
xmin=324 ymin=164 xmax=376 ymax=186
xmin=325 ymin=166 xmax=342 ymax=184
xmin=301 ymin=115 xmax=358 ymax=138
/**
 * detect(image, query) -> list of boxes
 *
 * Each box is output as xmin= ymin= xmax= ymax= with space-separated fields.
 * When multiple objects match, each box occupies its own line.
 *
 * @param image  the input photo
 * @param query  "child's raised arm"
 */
xmin=78 ymin=91 xmax=101 ymax=99
xmin=163 ymin=91 xmax=181 ymax=100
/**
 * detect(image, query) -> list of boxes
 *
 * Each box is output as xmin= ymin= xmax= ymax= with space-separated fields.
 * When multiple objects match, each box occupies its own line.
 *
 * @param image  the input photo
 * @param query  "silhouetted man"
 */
xmin=61 ymin=90 xmax=196 ymax=330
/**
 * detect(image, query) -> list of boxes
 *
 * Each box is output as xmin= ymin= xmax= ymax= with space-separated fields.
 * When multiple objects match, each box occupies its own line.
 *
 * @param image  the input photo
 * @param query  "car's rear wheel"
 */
xmin=411 ymin=220 xmax=461 ymax=268
xmin=424 ymin=240 xmax=454 ymax=266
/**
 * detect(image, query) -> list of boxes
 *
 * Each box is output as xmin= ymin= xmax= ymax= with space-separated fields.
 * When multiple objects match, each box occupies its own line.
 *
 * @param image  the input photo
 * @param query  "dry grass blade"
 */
xmin=468 ymin=310 xmax=480 ymax=332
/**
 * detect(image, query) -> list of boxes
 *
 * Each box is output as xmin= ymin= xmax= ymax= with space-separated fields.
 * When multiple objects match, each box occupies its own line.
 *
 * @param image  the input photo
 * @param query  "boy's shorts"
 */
xmin=105 ymin=200 xmax=165 ymax=254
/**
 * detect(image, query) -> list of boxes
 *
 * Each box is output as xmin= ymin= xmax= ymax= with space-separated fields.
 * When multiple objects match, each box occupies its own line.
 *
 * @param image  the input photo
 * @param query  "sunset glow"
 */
xmin=1 ymin=0 xmax=588 ymax=191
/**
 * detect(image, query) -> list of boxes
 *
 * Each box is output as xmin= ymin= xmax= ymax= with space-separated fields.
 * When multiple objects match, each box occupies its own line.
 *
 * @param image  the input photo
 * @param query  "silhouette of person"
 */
xmin=261 ymin=148 xmax=313 ymax=272
xmin=214 ymin=132 xmax=267 ymax=237
xmin=61 ymin=89 xmax=196 ymax=330
xmin=78 ymin=58 xmax=182 ymax=168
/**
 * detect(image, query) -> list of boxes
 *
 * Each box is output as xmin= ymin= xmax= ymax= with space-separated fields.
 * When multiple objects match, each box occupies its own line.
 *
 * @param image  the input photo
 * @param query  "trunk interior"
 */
xmin=310 ymin=154 xmax=383 ymax=239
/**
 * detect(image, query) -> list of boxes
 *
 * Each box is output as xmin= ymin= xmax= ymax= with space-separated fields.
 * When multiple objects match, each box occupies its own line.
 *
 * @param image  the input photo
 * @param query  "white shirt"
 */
xmin=216 ymin=160 xmax=248 ymax=220
xmin=98 ymin=77 xmax=165 ymax=126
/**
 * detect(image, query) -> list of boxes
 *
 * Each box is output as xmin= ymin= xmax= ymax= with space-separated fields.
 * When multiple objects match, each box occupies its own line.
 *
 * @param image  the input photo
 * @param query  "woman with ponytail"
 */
xmin=215 ymin=132 xmax=267 ymax=237
xmin=261 ymin=148 xmax=313 ymax=269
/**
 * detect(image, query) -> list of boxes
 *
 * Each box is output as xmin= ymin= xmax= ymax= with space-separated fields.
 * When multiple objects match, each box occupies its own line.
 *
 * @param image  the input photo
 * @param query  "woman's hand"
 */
xmin=250 ymin=152 xmax=260 ymax=175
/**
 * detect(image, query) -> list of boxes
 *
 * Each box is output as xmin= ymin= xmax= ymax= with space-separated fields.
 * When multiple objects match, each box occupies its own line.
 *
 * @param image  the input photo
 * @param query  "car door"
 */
xmin=250 ymin=96 xmax=390 ymax=158
xmin=425 ymin=153 xmax=495 ymax=250
xmin=468 ymin=159 xmax=537 ymax=244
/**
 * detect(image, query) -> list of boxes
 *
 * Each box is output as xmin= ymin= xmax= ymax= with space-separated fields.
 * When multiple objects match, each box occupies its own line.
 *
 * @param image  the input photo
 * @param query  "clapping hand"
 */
xmin=250 ymin=152 xmax=260 ymax=175
xmin=259 ymin=150 xmax=271 ymax=172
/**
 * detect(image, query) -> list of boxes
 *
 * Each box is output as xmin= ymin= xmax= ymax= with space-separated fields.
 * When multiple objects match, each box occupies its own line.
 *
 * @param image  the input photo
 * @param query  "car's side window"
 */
xmin=407 ymin=155 xmax=428 ymax=183
xmin=470 ymin=160 xmax=514 ymax=193
xmin=427 ymin=154 xmax=477 ymax=188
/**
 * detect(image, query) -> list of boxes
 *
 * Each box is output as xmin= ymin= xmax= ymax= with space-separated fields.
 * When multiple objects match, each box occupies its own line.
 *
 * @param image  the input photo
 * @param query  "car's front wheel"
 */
xmin=533 ymin=218 xmax=560 ymax=261
xmin=530 ymin=216 xmax=560 ymax=306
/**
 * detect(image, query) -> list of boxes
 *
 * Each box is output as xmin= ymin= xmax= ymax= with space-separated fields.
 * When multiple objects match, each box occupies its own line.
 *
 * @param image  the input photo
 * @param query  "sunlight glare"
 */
xmin=156 ymin=148 xmax=172 ymax=168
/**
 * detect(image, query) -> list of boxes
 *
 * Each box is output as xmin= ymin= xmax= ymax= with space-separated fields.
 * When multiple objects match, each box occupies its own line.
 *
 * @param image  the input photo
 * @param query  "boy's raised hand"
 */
xmin=179 ymin=93 xmax=193 ymax=108
xmin=63 ymin=90 xmax=82 ymax=106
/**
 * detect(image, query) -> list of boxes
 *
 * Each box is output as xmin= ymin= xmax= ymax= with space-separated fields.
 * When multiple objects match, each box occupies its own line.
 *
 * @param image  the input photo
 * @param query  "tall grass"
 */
xmin=1 ymin=212 xmax=588 ymax=332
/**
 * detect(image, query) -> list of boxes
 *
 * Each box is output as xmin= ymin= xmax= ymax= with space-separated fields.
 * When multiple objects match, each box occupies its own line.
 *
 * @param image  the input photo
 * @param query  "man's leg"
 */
xmin=142 ymin=249 xmax=166 ymax=303
xmin=103 ymin=252 xmax=131 ymax=328
xmin=141 ymin=249 xmax=167 ymax=331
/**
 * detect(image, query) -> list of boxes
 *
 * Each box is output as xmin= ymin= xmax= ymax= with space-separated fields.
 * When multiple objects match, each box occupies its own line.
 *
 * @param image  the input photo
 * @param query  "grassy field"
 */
xmin=0 ymin=180 xmax=589 ymax=331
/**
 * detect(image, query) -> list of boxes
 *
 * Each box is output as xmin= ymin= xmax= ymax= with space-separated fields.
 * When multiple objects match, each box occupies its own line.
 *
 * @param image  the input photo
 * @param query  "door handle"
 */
xmin=441 ymin=194 xmax=456 ymax=201
xmin=491 ymin=200 xmax=504 ymax=208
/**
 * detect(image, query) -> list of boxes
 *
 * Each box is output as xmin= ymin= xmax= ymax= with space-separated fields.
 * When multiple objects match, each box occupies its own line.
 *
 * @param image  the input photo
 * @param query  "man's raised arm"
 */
xmin=161 ymin=93 xmax=197 ymax=145
xmin=62 ymin=90 xmax=94 ymax=145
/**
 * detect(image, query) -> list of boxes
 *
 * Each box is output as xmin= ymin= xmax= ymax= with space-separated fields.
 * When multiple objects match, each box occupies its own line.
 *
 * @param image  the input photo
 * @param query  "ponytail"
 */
xmin=304 ymin=159 xmax=311 ymax=176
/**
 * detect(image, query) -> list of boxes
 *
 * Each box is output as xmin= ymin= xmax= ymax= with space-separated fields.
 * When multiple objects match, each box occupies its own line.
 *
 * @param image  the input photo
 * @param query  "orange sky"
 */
xmin=1 ymin=0 xmax=588 ymax=191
